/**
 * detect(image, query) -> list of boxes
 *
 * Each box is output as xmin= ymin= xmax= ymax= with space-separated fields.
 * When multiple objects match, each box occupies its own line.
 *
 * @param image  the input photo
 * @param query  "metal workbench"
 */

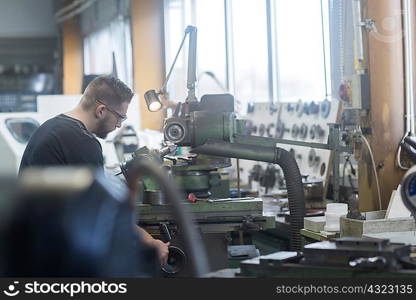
xmin=136 ymin=197 xmax=275 ymax=276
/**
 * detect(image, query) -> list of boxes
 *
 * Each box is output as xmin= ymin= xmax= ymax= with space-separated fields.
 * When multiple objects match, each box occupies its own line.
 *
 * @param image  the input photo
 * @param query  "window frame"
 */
xmin=163 ymin=0 xmax=332 ymax=110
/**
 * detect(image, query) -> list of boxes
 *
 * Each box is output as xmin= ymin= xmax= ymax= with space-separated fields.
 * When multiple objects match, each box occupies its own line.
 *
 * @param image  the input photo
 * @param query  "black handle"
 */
xmin=160 ymin=223 xmax=172 ymax=242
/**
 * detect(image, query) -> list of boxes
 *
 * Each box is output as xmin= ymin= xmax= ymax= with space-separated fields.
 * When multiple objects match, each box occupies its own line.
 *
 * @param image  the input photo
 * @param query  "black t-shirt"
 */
xmin=19 ymin=114 xmax=104 ymax=174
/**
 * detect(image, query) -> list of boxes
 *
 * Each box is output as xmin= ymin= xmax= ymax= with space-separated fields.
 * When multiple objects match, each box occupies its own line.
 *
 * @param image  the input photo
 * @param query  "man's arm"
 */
xmin=136 ymin=226 xmax=170 ymax=265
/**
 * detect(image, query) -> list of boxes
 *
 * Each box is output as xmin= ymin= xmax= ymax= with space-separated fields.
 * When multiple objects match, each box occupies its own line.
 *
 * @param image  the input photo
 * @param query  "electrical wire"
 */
xmin=348 ymin=174 xmax=355 ymax=190
xmin=55 ymin=0 xmax=97 ymax=24
xmin=339 ymin=0 xmax=345 ymax=77
xmin=320 ymin=0 xmax=329 ymax=99
xmin=404 ymin=0 xmax=415 ymax=134
xmin=360 ymin=133 xmax=382 ymax=210
xmin=342 ymin=156 xmax=348 ymax=187
xmin=161 ymin=30 xmax=189 ymax=94
xmin=347 ymin=159 xmax=357 ymax=190
xmin=55 ymin=0 xmax=84 ymax=19
xmin=342 ymin=155 xmax=357 ymax=190
xmin=397 ymin=0 xmax=415 ymax=170
xmin=397 ymin=133 xmax=411 ymax=170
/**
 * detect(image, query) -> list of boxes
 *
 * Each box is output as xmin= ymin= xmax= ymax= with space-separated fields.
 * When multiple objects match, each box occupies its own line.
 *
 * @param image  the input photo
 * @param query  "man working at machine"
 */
xmin=19 ymin=76 xmax=169 ymax=266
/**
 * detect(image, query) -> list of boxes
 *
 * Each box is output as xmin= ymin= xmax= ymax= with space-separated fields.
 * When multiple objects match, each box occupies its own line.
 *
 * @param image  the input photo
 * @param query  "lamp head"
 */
xmin=144 ymin=90 xmax=163 ymax=112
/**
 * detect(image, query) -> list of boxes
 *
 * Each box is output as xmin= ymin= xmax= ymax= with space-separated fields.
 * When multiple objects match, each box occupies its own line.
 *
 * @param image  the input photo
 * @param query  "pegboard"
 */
xmin=237 ymin=99 xmax=341 ymax=194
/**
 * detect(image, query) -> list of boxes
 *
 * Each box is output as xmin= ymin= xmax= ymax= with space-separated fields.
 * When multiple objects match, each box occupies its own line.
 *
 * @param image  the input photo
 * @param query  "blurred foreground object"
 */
xmin=0 ymin=167 xmax=157 ymax=277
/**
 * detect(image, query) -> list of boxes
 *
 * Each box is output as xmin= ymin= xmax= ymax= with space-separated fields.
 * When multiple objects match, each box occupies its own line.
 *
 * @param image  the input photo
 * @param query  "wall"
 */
xmin=0 ymin=0 xmax=57 ymax=37
xmin=63 ymin=17 xmax=83 ymax=94
xmin=131 ymin=0 xmax=165 ymax=131
xmin=60 ymin=0 xmax=166 ymax=129
xmin=358 ymin=0 xmax=406 ymax=211
xmin=0 ymin=0 xmax=59 ymax=93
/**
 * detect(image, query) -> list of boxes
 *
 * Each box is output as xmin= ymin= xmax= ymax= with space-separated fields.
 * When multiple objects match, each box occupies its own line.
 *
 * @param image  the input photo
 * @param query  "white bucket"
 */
xmin=324 ymin=203 xmax=348 ymax=232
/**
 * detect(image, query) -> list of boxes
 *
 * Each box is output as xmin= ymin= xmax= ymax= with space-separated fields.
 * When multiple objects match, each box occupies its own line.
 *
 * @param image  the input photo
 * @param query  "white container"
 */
xmin=324 ymin=203 xmax=348 ymax=232
xmin=326 ymin=203 xmax=348 ymax=214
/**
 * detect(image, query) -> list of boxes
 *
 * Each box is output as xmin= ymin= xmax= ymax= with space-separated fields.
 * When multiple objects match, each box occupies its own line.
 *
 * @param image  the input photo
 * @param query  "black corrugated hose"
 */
xmin=126 ymin=159 xmax=210 ymax=277
xmin=274 ymin=148 xmax=306 ymax=251
xmin=192 ymin=140 xmax=306 ymax=251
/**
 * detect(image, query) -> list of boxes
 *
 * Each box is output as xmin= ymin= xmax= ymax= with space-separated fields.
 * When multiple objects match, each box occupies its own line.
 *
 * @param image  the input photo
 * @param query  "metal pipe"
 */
xmin=55 ymin=0 xmax=84 ymax=19
xmin=126 ymin=159 xmax=209 ymax=277
xmin=192 ymin=141 xmax=276 ymax=162
xmin=192 ymin=140 xmax=305 ymax=251
xmin=352 ymin=0 xmax=365 ymax=73
xmin=237 ymin=159 xmax=241 ymax=198
xmin=55 ymin=0 xmax=97 ymax=24
xmin=224 ymin=0 xmax=235 ymax=95
xmin=266 ymin=0 xmax=275 ymax=104
xmin=404 ymin=0 xmax=415 ymax=134
xmin=161 ymin=30 xmax=189 ymax=94
xmin=186 ymin=26 xmax=198 ymax=102
xmin=234 ymin=134 xmax=352 ymax=153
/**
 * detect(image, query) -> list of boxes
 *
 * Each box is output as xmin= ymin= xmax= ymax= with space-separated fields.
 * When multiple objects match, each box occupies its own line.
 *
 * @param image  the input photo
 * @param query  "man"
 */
xmin=19 ymin=76 xmax=169 ymax=266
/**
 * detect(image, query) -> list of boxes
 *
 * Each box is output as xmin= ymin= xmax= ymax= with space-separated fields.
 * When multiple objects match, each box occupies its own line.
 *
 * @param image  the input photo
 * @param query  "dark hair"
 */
xmin=81 ymin=76 xmax=134 ymax=110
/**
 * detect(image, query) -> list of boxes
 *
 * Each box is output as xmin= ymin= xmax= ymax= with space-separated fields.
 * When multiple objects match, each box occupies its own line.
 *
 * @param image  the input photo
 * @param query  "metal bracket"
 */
xmin=241 ymin=216 xmax=261 ymax=231
xmin=360 ymin=19 xmax=377 ymax=32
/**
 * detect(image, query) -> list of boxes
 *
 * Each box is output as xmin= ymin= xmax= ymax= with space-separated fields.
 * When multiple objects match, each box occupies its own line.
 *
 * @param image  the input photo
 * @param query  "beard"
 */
xmin=95 ymin=130 xmax=108 ymax=139
xmin=95 ymin=119 xmax=113 ymax=139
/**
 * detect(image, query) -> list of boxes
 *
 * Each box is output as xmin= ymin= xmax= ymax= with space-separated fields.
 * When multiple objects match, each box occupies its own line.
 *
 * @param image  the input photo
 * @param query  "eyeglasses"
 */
xmin=95 ymin=99 xmax=127 ymax=123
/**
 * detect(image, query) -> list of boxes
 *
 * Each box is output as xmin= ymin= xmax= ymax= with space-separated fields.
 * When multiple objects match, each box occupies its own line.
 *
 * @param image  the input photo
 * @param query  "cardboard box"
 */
xmin=304 ymin=216 xmax=326 ymax=233
xmin=340 ymin=210 xmax=416 ymax=237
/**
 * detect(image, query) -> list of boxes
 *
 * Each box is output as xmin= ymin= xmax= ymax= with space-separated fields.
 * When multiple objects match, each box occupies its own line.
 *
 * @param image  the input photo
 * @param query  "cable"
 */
xmin=342 ymin=155 xmax=357 ymax=190
xmin=55 ymin=0 xmax=84 ymax=19
xmin=161 ymin=29 xmax=189 ymax=93
xmin=55 ymin=0 xmax=97 ymax=24
xmin=339 ymin=0 xmax=345 ymax=77
xmin=360 ymin=133 xmax=382 ymax=210
xmin=348 ymin=174 xmax=355 ymax=190
xmin=237 ymin=159 xmax=241 ymax=198
xmin=404 ymin=0 xmax=415 ymax=134
xmin=397 ymin=133 xmax=411 ymax=170
xmin=320 ymin=0 xmax=329 ymax=98
xmin=398 ymin=0 xmax=415 ymax=170
xmin=342 ymin=155 xmax=348 ymax=187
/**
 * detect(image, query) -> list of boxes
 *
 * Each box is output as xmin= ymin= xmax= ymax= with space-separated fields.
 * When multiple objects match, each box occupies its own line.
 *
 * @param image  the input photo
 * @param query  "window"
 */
xmin=195 ymin=0 xmax=227 ymax=98
xmin=164 ymin=0 xmax=227 ymax=102
xmin=273 ymin=0 xmax=331 ymax=102
xmin=164 ymin=0 xmax=188 ymax=102
xmin=6 ymin=118 xmax=39 ymax=144
xmin=164 ymin=0 xmax=331 ymax=112
xmin=83 ymin=16 xmax=133 ymax=89
xmin=230 ymin=0 xmax=270 ymax=112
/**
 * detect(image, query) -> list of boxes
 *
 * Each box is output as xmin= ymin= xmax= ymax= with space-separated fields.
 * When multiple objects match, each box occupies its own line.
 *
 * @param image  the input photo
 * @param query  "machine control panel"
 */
xmin=0 ymin=94 xmax=37 ymax=112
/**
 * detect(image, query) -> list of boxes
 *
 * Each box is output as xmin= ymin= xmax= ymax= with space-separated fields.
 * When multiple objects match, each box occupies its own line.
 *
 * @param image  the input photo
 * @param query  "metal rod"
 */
xmin=266 ymin=0 xmax=275 ymax=104
xmin=224 ymin=0 xmax=236 ymax=110
xmin=186 ymin=26 xmax=198 ymax=102
xmin=404 ymin=0 xmax=415 ymax=134
xmin=352 ymin=0 xmax=365 ymax=73
xmin=235 ymin=134 xmax=349 ymax=152
xmin=234 ymin=130 xmax=352 ymax=154
xmin=331 ymin=125 xmax=341 ymax=202
xmin=160 ymin=28 xmax=190 ymax=94
xmin=320 ymin=0 xmax=329 ymax=98
xmin=237 ymin=158 xmax=241 ymax=197
xmin=208 ymin=197 xmax=253 ymax=203
xmin=235 ymin=123 xmax=353 ymax=203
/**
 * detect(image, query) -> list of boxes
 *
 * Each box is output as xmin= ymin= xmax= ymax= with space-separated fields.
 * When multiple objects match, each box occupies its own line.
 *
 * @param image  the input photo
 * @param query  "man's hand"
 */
xmin=136 ymin=226 xmax=170 ymax=266
xmin=151 ymin=239 xmax=170 ymax=266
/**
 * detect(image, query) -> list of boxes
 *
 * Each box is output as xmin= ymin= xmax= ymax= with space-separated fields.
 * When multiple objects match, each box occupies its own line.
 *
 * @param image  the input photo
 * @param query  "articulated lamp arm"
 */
xmin=144 ymin=25 xmax=198 ymax=112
